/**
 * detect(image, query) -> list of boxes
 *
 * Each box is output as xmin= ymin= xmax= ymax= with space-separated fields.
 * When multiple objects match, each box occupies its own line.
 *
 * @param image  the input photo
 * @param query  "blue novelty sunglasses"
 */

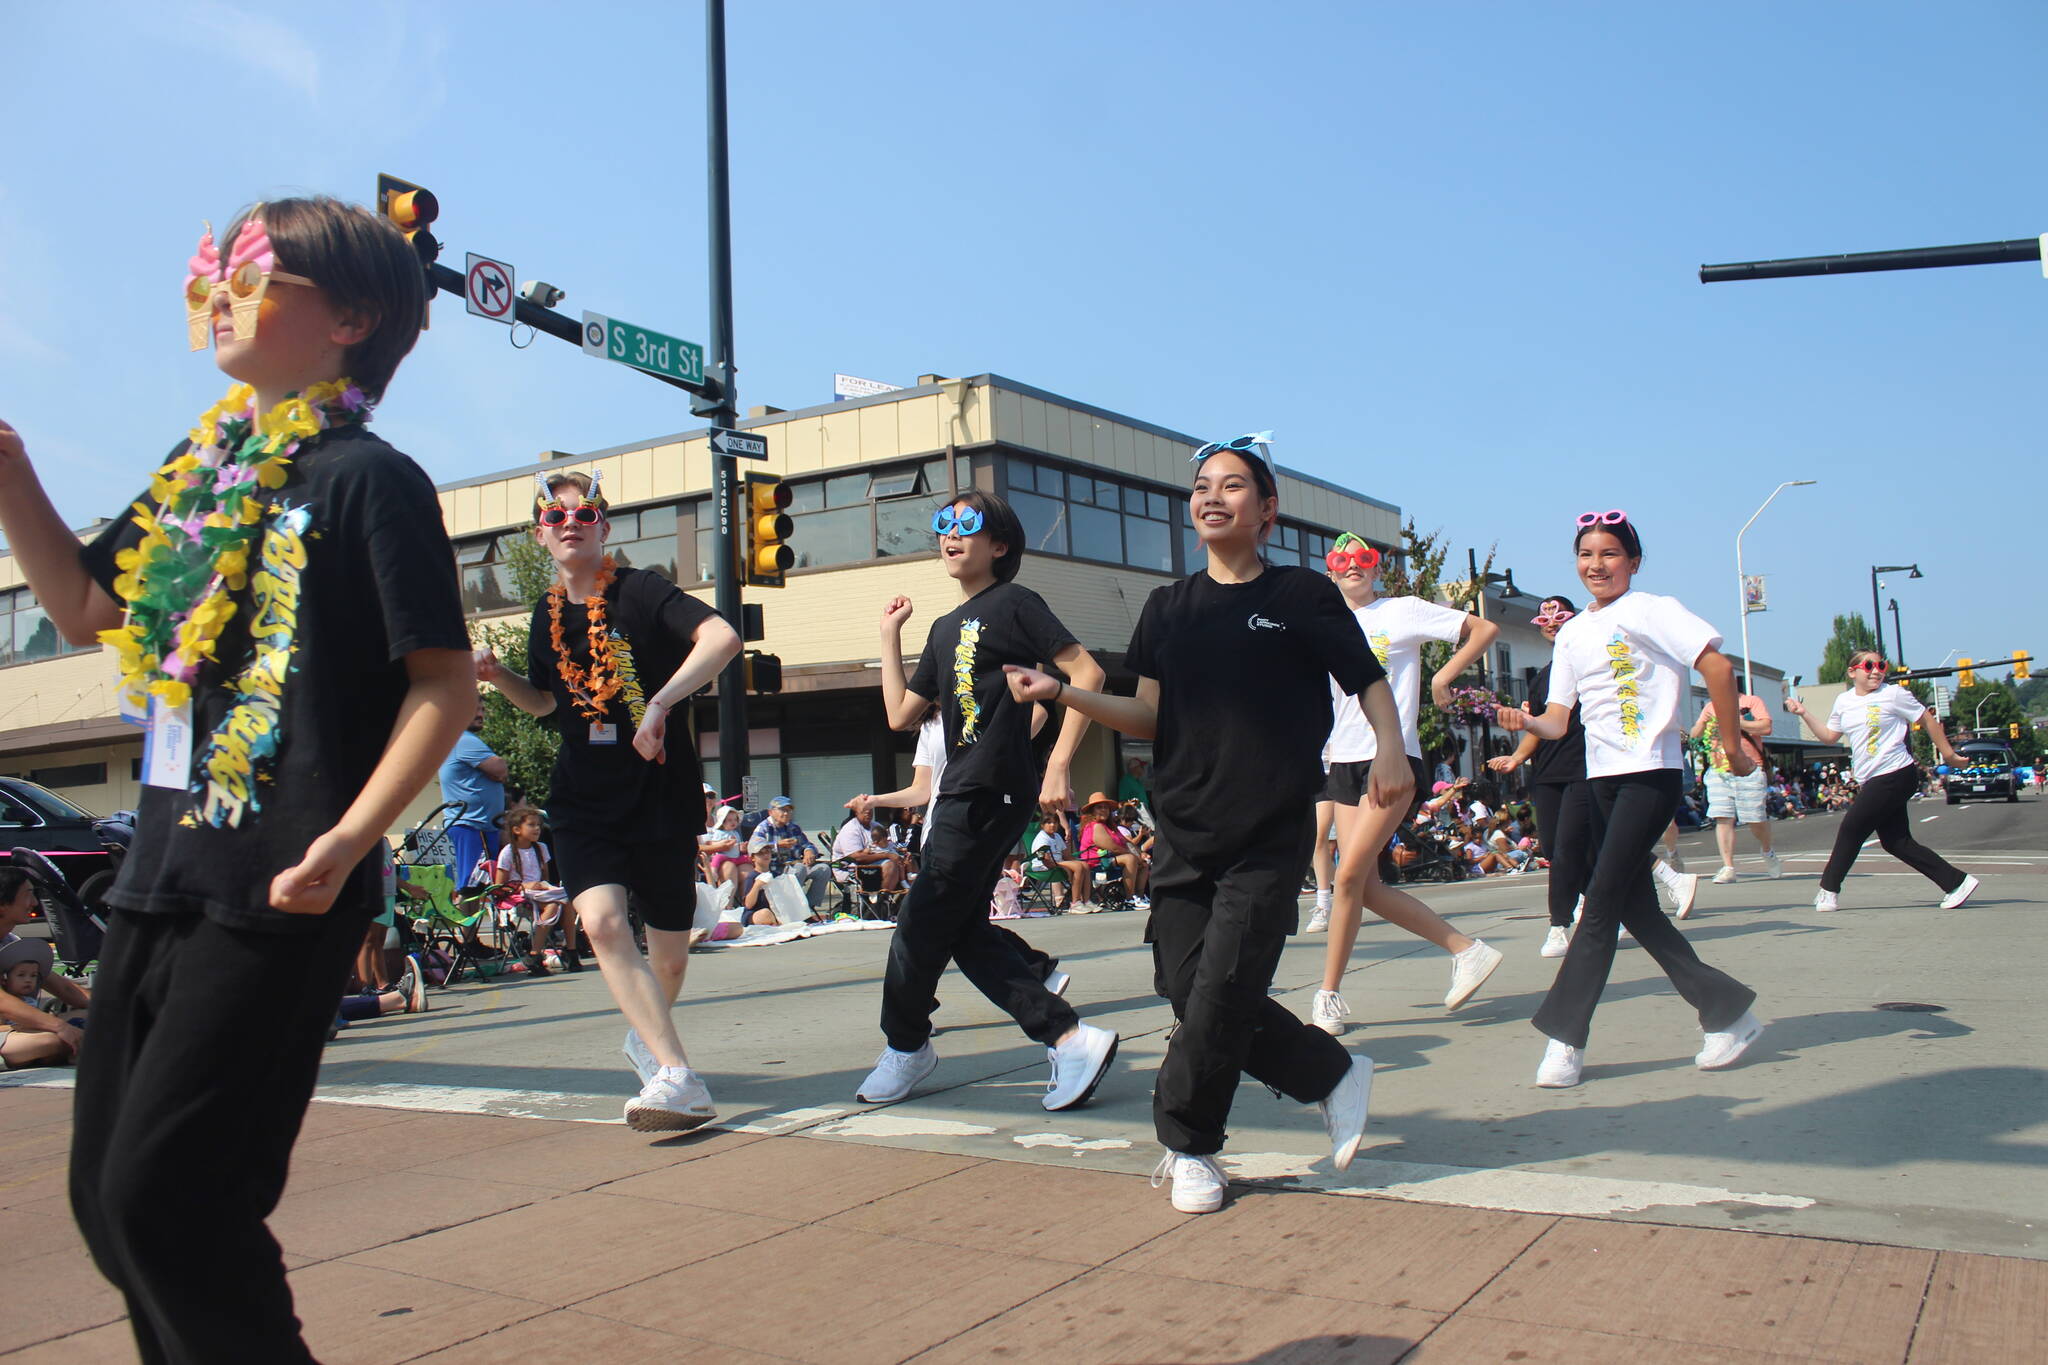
xmin=931 ymin=505 xmax=985 ymax=536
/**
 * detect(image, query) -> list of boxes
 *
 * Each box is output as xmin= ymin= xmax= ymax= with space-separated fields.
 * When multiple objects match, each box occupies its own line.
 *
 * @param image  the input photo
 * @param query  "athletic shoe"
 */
xmin=1130 ymin=897 xmax=1151 ymax=911
xmin=1045 ymin=969 xmax=1072 ymax=998
xmin=524 ymin=953 xmax=551 ymax=977
xmin=1445 ymin=940 xmax=1503 ymax=1009
xmin=1814 ymin=890 xmax=1839 ymax=913
xmin=1571 ymin=895 xmax=1585 ymax=924
xmin=1043 ymin=1023 xmax=1119 ymax=1111
xmin=1696 ymin=1011 xmax=1764 ymax=1070
xmin=1671 ymin=873 xmax=1701 ymax=920
xmin=1069 ymin=902 xmax=1102 ymax=915
xmin=1318 ymin=1055 xmax=1373 ymax=1171
xmin=1305 ymin=906 xmax=1331 ymax=934
xmin=1712 ymin=866 xmax=1738 ymax=885
xmin=561 ymin=947 xmax=586 ymax=973
xmin=1151 ymin=1150 xmax=1227 ymax=1214
xmin=398 ymin=955 xmax=428 ymax=1014
xmin=1667 ymin=849 xmax=1687 ymax=873
xmin=856 ymin=1042 xmax=938 ymax=1104
xmin=1311 ymin=988 xmax=1350 ymax=1035
xmin=1540 ymin=926 xmax=1571 ymax=958
xmin=623 ymin=1029 xmax=656 ymax=1087
xmin=1940 ymin=875 xmax=1981 ymax=910
xmin=1535 ymin=1037 xmax=1584 ymax=1088
xmin=1762 ymin=851 xmax=1785 ymax=879
xmin=624 ymin=1066 xmax=718 ymax=1133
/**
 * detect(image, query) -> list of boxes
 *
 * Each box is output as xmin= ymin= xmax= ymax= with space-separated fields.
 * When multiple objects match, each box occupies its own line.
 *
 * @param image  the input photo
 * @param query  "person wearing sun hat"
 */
xmin=1078 ymin=791 xmax=1148 ymax=905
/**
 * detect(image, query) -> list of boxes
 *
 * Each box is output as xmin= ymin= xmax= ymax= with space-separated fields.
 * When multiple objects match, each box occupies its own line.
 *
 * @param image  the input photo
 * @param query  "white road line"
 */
xmin=1921 ymin=815 xmax=1940 ymax=823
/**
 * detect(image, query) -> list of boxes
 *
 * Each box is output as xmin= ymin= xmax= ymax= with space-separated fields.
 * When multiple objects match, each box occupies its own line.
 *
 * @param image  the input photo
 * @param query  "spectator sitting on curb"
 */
xmin=700 ymin=804 xmax=746 ymax=891
xmin=0 ymin=868 xmax=91 ymax=1069
xmin=747 ymin=796 xmax=832 ymax=913
xmin=735 ymin=845 xmax=810 ymax=927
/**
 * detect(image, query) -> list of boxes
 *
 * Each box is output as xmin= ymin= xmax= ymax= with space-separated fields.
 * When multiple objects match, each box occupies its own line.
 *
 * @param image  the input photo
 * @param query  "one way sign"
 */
xmin=464 ymin=253 xmax=516 ymax=325
xmin=708 ymin=427 xmax=769 ymax=460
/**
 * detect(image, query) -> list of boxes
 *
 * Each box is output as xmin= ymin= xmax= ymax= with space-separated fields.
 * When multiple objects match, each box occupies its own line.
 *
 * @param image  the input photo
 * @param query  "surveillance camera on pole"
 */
xmin=519 ymin=280 xmax=566 ymax=308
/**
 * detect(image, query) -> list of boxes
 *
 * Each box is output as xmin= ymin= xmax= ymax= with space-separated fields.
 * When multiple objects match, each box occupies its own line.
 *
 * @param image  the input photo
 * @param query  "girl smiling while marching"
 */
xmin=1497 ymin=512 xmax=1762 ymax=1088
xmin=1006 ymin=434 xmax=1408 ymax=1214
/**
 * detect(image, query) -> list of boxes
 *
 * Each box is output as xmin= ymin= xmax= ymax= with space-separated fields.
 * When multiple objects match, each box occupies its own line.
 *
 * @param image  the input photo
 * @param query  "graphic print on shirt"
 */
xmin=1864 ymin=701 xmax=1882 ymax=758
xmin=954 ymin=618 xmax=983 ymax=743
xmin=1247 ymin=613 xmax=1285 ymax=632
xmin=1367 ymin=630 xmax=1391 ymax=667
xmin=610 ymin=628 xmax=648 ymax=730
xmin=194 ymin=503 xmax=308 ymax=829
xmin=1606 ymin=629 xmax=1644 ymax=747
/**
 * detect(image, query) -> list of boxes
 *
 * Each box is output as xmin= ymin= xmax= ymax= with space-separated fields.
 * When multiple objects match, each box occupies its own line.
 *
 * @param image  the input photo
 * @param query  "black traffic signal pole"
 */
xmin=1889 ymin=656 xmax=2027 ymax=682
xmin=701 ymin=0 xmax=748 ymax=803
xmin=1700 ymin=237 xmax=2042 ymax=283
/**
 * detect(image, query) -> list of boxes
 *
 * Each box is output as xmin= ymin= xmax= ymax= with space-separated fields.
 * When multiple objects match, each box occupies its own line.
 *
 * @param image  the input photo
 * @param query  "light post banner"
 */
xmin=1742 ymin=574 xmax=1768 ymax=614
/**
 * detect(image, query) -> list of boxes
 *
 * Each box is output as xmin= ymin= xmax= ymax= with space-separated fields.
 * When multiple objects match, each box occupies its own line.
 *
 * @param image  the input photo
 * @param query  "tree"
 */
xmin=1817 ymin=613 xmax=1880 ymax=684
xmin=474 ymin=531 xmax=561 ymax=807
xmin=1376 ymin=520 xmax=1494 ymax=766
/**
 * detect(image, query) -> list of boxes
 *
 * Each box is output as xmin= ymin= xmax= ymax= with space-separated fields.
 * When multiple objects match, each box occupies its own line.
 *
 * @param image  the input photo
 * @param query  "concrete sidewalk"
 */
xmin=4 ymin=1085 xmax=2043 ymax=1363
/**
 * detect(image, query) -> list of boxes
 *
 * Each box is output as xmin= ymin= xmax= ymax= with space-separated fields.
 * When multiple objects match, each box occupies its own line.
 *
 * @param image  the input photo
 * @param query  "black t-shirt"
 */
xmin=526 ymin=566 xmax=717 ymax=841
xmin=907 ymin=581 xmax=1078 ymax=803
xmin=1525 ymin=662 xmax=1587 ymax=786
xmin=1126 ymin=565 xmax=1386 ymax=861
xmin=80 ymin=427 xmax=469 ymax=933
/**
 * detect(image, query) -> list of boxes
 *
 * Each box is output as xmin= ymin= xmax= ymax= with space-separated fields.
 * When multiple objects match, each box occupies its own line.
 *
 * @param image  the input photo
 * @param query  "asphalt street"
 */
xmin=54 ymin=790 xmax=2038 ymax=1260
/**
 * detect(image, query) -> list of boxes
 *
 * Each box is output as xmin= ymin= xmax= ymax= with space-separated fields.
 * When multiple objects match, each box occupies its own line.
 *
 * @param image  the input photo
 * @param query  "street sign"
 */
xmin=1742 ymin=574 xmax=1767 ymax=613
xmin=709 ymin=426 xmax=768 ymax=460
xmin=580 ymin=310 xmax=705 ymax=386
xmin=1934 ymin=683 xmax=1953 ymax=718
xmin=463 ymin=253 xmax=515 ymax=325
xmin=833 ymin=373 xmax=901 ymax=401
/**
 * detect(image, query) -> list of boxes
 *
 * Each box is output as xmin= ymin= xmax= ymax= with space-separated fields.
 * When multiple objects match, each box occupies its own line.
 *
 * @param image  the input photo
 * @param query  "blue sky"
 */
xmin=6 ymin=1 xmax=2042 ymax=688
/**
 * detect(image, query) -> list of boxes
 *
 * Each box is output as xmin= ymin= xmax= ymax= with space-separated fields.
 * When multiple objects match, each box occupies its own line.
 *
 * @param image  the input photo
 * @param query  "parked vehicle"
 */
xmin=1945 ymin=741 xmax=2020 ymax=805
xmin=1 ymin=777 xmax=130 ymax=942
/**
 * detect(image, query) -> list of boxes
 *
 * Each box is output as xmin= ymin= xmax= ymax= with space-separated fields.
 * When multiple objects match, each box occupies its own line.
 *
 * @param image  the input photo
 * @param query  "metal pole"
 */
xmin=1734 ymin=481 xmax=1814 ymax=697
xmin=1869 ymin=568 xmax=1886 ymax=667
xmin=1700 ymin=238 xmax=2042 ymax=284
xmin=706 ymin=0 xmax=748 ymax=801
xmin=1889 ymin=598 xmax=1905 ymax=669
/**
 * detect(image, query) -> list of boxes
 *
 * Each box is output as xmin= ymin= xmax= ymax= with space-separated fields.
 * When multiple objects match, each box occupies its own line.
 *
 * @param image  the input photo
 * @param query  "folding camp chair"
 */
xmin=397 ymin=862 xmax=496 ymax=987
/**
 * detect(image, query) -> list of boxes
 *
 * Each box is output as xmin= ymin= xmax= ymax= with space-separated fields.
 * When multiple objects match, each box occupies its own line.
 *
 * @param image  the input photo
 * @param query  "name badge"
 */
xmin=588 ymin=722 xmax=618 ymax=745
xmin=143 ymin=696 xmax=194 ymax=790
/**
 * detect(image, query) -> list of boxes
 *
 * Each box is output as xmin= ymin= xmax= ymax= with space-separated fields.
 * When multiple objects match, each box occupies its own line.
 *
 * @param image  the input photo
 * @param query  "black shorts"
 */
xmin=552 ymin=828 xmax=696 ymax=932
xmin=1323 ymin=753 xmax=1430 ymax=820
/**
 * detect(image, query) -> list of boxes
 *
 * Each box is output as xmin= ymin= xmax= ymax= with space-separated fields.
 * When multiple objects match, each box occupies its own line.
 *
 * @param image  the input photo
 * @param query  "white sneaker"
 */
xmin=1044 ymin=969 xmax=1071 ymax=998
xmin=1671 ymin=873 xmax=1700 ymax=920
xmin=624 ymin=1065 xmax=718 ymax=1133
xmin=1151 ymin=1150 xmax=1227 ymax=1214
xmin=1762 ymin=851 xmax=1785 ymax=879
xmin=1697 ymin=1011 xmax=1764 ymax=1069
xmin=1940 ymin=875 xmax=1981 ymax=910
xmin=1814 ymin=889 xmax=1839 ymax=913
xmin=1536 ymin=1037 xmax=1584 ymax=1087
xmin=1305 ymin=906 xmax=1331 ymax=934
xmin=1540 ymin=925 xmax=1571 ymax=958
xmin=1044 ymin=1024 xmax=1118 ymax=1111
xmin=1069 ymin=902 xmax=1101 ymax=915
xmin=1712 ymin=866 xmax=1738 ymax=885
xmin=622 ymin=1029 xmax=656 ymax=1086
xmin=1317 ymin=1055 xmax=1373 ymax=1171
xmin=1311 ymin=989 xmax=1350 ymax=1035
xmin=1445 ymin=940 xmax=1503 ymax=1009
xmin=856 ymin=1042 xmax=938 ymax=1104
xmin=1571 ymin=895 xmax=1585 ymax=924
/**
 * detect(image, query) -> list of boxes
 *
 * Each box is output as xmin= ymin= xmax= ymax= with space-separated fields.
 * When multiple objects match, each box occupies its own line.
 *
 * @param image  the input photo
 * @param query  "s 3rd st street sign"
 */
xmin=581 ymin=311 xmax=705 ymax=386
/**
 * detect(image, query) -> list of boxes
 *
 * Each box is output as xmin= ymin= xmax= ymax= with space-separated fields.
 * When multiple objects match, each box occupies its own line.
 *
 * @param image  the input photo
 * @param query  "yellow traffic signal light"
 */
xmin=744 ymin=650 xmax=783 ymax=694
xmin=2010 ymin=723 xmax=2022 ymax=740
xmin=1958 ymin=658 xmax=1975 ymax=689
xmin=2017 ymin=649 xmax=2032 ymax=681
xmin=742 ymin=473 xmax=794 ymax=588
xmin=376 ymin=172 xmax=441 ymax=271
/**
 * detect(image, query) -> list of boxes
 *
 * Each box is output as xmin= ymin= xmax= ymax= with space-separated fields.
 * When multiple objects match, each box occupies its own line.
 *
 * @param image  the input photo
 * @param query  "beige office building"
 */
xmin=0 ymin=373 xmax=1402 ymax=832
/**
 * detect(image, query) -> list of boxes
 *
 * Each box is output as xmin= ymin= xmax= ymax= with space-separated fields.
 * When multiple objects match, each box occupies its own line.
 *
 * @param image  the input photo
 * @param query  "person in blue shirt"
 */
xmin=439 ymin=699 xmax=508 ymax=889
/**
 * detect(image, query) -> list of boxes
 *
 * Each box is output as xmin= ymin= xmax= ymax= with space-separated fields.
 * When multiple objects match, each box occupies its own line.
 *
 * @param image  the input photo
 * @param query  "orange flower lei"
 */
xmin=547 ymin=555 xmax=624 ymax=721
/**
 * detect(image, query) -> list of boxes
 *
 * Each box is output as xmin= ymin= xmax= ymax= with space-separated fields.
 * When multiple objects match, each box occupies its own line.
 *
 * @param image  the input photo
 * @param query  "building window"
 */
xmin=0 ymin=588 xmax=93 ymax=668
xmin=602 ymin=503 xmax=679 ymax=581
xmin=1004 ymin=458 xmax=1179 ymax=573
xmin=457 ymin=533 xmax=523 ymax=615
xmin=457 ymin=500 xmax=681 ymax=608
xmin=26 ymin=762 xmax=106 ymax=789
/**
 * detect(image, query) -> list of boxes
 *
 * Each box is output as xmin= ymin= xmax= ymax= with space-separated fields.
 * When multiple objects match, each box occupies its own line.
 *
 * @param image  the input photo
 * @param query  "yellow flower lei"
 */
xmin=101 ymin=378 xmax=368 ymax=711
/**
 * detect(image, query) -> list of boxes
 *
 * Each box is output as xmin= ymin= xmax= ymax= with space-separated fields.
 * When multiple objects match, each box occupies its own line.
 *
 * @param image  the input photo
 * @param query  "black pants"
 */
xmin=1151 ymin=813 xmax=1351 ymax=1156
xmin=71 ymin=906 xmax=368 ymax=1364
xmin=1531 ymin=770 xmax=1755 ymax=1050
xmin=1819 ymin=764 xmax=1965 ymax=895
xmin=881 ymin=792 xmax=1078 ymax=1052
xmin=1529 ymin=779 xmax=1595 ymax=927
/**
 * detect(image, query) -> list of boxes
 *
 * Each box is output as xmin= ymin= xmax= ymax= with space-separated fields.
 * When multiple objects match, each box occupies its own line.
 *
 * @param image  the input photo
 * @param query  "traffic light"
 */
xmin=744 ymin=651 xmax=783 ymax=694
xmin=1958 ymin=658 xmax=1975 ymax=689
xmin=741 ymin=472 xmax=794 ymax=588
xmin=375 ymin=173 xmax=441 ymax=279
xmin=2017 ymin=650 xmax=2032 ymax=681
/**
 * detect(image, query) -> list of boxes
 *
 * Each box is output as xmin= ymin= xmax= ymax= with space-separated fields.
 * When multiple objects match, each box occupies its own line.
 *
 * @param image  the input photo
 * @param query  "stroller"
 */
xmin=393 ymin=801 xmax=518 ymax=986
xmin=11 ymin=846 xmax=107 ymax=975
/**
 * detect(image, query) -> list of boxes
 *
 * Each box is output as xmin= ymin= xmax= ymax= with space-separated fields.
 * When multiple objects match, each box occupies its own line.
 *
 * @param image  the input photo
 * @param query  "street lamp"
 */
xmin=1888 ymin=597 xmax=1905 ymax=668
xmin=1870 ymin=563 xmax=1922 ymax=662
xmin=1737 ymin=480 xmax=1818 ymax=696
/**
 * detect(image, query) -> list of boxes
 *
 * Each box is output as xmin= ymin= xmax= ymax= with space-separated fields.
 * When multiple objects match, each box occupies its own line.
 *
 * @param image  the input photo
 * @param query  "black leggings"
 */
xmin=1529 ymin=779 xmax=1594 ymax=927
xmin=1532 ymin=770 xmax=1755 ymax=1050
xmin=1819 ymin=764 xmax=1965 ymax=895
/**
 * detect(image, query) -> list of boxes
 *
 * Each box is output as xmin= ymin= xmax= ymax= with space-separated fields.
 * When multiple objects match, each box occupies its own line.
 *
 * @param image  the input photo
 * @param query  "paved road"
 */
xmin=26 ymin=791 xmax=2039 ymax=1259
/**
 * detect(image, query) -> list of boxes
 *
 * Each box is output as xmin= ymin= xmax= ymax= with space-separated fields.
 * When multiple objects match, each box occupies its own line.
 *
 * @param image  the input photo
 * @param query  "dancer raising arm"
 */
xmin=1006 ymin=434 xmax=1411 ymax=1214
xmin=1785 ymin=650 xmax=1976 ymax=912
xmin=476 ymin=469 xmax=741 ymax=1132
xmin=1310 ymin=532 xmax=1502 ymax=1035
xmin=1497 ymin=511 xmax=1763 ymax=1088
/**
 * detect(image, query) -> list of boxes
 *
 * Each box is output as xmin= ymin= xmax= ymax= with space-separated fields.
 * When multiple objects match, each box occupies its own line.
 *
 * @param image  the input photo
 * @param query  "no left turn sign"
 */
xmin=464 ymin=253 xmax=515 ymax=324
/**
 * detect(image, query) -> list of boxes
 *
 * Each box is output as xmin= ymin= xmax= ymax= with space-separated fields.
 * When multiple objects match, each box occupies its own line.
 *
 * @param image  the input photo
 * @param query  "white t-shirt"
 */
xmin=833 ymin=817 xmax=878 ymax=858
xmin=1465 ymin=800 xmax=1491 ymax=824
xmin=1031 ymin=828 xmax=1068 ymax=860
xmin=1828 ymin=684 xmax=1924 ymax=785
xmin=915 ymin=716 xmax=948 ymax=819
xmin=1548 ymin=591 xmax=1720 ymax=778
xmin=494 ymin=842 xmax=552 ymax=883
xmin=1325 ymin=595 xmax=1469 ymax=762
